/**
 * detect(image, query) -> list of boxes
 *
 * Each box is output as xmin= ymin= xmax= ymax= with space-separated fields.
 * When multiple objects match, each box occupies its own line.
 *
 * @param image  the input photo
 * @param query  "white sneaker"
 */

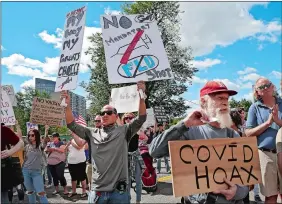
xmin=13 ymin=191 xmax=18 ymax=196
xmin=45 ymin=184 xmax=52 ymax=189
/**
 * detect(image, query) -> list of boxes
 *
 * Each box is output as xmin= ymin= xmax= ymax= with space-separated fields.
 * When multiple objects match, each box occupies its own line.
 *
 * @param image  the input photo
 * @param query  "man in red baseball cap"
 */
xmin=149 ymin=80 xmax=249 ymax=203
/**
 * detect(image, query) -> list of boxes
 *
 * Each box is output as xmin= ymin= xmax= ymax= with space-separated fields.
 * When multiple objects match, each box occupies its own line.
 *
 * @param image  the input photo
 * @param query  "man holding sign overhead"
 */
xmin=149 ymin=81 xmax=249 ymax=204
xmin=61 ymin=81 xmax=146 ymax=204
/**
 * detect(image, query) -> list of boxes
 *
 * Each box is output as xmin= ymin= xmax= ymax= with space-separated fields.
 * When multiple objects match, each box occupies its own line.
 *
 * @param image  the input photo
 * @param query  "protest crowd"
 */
xmin=1 ymin=8 xmax=282 ymax=204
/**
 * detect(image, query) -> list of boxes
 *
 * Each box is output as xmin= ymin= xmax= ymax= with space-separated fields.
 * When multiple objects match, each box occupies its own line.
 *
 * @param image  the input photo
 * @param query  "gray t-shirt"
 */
xmin=149 ymin=121 xmax=248 ymax=203
xmin=22 ymin=144 xmax=44 ymax=170
xmin=67 ymin=114 xmax=146 ymax=192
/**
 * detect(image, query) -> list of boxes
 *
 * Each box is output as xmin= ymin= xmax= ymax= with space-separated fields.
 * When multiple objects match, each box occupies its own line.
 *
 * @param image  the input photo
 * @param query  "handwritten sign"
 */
xmin=169 ymin=137 xmax=261 ymax=197
xmin=101 ymin=14 xmax=173 ymax=84
xmin=154 ymin=106 xmax=168 ymax=123
xmin=30 ymin=97 xmax=65 ymax=126
xmin=1 ymin=89 xmax=16 ymax=125
xmin=55 ymin=6 xmax=87 ymax=92
xmin=2 ymin=85 xmax=17 ymax=106
xmin=26 ymin=122 xmax=39 ymax=132
xmin=141 ymin=108 xmax=156 ymax=130
xmin=109 ymin=85 xmax=139 ymax=113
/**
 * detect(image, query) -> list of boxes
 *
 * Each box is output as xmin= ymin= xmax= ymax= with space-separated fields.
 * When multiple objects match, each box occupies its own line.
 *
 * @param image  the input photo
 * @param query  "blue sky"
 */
xmin=1 ymin=2 xmax=281 ymax=111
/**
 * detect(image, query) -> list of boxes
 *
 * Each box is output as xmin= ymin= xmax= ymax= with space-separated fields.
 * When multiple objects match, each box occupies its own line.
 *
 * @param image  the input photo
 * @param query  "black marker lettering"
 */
xmin=243 ymin=145 xmax=253 ymax=163
xmin=213 ymin=167 xmax=227 ymax=184
xmin=195 ymin=166 xmax=210 ymax=189
xmin=179 ymin=144 xmax=194 ymax=164
xmin=197 ymin=145 xmax=210 ymax=163
xmin=228 ymin=144 xmax=238 ymax=161
xmin=230 ymin=165 xmax=244 ymax=184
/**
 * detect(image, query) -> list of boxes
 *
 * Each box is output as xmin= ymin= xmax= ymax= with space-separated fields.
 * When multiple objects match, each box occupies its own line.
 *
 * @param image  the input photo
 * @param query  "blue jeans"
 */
xmin=157 ymin=157 xmax=170 ymax=172
xmin=88 ymin=190 xmax=130 ymax=204
xmin=129 ymin=159 xmax=142 ymax=202
xmin=22 ymin=168 xmax=48 ymax=204
xmin=1 ymin=192 xmax=9 ymax=204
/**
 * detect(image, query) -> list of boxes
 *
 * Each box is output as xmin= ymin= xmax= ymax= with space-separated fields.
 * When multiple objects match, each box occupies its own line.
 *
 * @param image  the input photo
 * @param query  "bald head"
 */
xmin=100 ymin=104 xmax=118 ymax=127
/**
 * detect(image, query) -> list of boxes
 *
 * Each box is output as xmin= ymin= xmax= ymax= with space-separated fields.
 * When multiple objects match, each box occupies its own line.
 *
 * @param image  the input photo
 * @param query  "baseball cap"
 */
xmin=200 ymin=81 xmax=237 ymax=97
xmin=52 ymin=132 xmax=60 ymax=137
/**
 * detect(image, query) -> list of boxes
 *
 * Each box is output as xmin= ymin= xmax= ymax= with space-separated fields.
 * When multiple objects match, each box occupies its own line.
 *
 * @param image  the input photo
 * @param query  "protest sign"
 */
xmin=109 ymin=85 xmax=139 ymax=113
xmin=101 ymin=14 xmax=173 ymax=84
xmin=55 ymin=6 xmax=87 ymax=92
xmin=30 ymin=97 xmax=65 ymax=126
xmin=169 ymin=137 xmax=261 ymax=197
xmin=26 ymin=122 xmax=39 ymax=132
xmin=2 ymin=85 xmax=17 ymax=106
xmin=141 ymin=108 xmax=155 ymax=130
xmin=154 ymin=106 xmax=168 ymax=123
xmin=1 ymin=89 xmax=16 ymax=125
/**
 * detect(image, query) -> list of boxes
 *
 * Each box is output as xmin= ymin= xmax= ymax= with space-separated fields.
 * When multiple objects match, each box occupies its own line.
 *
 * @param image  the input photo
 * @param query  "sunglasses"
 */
xmin=94 ymin=120 xmax=101 ymax=123
xmin=28 ymin=134 xmax=35 ymax=137
xmin=124 ymin=117 xmax=133 ymax=120
xmin=257 ymin=83 xmax=272 ymax=90
xmin=99 ymin=110 xmax=116 ymax=116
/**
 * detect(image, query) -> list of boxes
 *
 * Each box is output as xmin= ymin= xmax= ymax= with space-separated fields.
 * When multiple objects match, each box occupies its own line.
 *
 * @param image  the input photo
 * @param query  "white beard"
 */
xmin=204 ymin=98 xmax=233 ymax=129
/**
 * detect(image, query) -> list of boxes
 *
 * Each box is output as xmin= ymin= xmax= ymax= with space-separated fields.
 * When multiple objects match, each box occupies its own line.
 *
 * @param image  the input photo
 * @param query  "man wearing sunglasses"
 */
xmin=246 ymin=77 xmax=282 ymax=204
xmin=61 ymin=81 xmax=147 ymax=204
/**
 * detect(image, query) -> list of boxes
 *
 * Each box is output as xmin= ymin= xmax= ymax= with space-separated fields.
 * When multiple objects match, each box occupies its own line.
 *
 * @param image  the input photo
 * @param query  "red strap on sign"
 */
xmin=120 ymin=30 xmax=144 ymax=65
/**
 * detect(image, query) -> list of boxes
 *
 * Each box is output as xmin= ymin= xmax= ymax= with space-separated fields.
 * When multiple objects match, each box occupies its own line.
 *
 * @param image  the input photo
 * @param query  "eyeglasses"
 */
xmin=99 ymin=110 xmax=115 ymax=116
xmin=124 ymin=117 xmax=133 ymax=120
xmin=94 ymin=120 xmax=101 ymax=123
xmin=257 ymin=83 xmax=272 ymax=90
xmin=28 ymin=134 xmax=35 ymax=137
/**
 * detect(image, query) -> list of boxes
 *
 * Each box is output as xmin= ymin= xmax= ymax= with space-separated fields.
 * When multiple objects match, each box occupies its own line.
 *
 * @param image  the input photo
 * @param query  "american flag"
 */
xmin=72 ymin=111 xmax=87 ymax=127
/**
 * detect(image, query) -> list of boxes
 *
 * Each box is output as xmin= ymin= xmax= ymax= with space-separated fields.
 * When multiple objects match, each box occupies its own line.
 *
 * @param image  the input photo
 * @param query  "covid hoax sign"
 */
xmin=169 ymin=137 xmax=261 ymax=197
xmin=30 ymin=97 xmax=65 ymax=126
xmin=55 ymin=6 xmax=87 ymax=92
xmin=1 ymin=89 xmax=16 ymax=125
xmin=101 ymin=14 xmax=173 ymax=84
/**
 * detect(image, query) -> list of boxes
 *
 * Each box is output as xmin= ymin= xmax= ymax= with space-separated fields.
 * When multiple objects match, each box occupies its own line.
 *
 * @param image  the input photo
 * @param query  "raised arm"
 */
xmin=245 ymin=104 xmax=272 ymax=137
xmin=125 ymin=81 xmax=147 ymax=139
xmin=61 ymin=91 xmax=92 ymax=140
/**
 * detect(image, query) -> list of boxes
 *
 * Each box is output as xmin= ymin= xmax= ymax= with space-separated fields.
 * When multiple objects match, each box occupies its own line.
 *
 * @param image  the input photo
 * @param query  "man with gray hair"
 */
xmin=149 ymin=80 xmax=249 ymax=204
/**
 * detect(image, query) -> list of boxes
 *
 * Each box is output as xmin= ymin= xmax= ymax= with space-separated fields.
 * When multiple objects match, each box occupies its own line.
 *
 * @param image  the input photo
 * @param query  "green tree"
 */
xmin=83 ymin=1 xmax=197 ymax=117
xmin=229 ymin=98 xmax=253 ymax=120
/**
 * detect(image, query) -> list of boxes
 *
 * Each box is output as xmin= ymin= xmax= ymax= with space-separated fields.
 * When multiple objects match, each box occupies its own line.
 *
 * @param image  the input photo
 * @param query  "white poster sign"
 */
xmin=1 ymin=85 xmax=17 ymax=106
xmin=101 ymin=14 xmax=173 ymax=84
xmin=55 ymin=6 xmax=87 ymax=92
xmin=110 ymin=85 xmax=139 ymax=113
xmin=141 ymin=108 xmax=156 ymax=130
xmin=1 ymin=89 xmax=16 ymax=126
xmin=26 ymin=122 xmax=39 ymax=132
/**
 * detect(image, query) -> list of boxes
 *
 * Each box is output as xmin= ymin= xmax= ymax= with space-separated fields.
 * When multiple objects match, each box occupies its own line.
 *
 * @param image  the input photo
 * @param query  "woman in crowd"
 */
xmin=22 ymin=129 xmax=48 ymax=203
xmin=123 ymin=112 xmax=143 ymax=204
xmin=65 ymin=134 xmax=88 ymax=198
xmin=45 ymin=133 xmax=68 ymax=195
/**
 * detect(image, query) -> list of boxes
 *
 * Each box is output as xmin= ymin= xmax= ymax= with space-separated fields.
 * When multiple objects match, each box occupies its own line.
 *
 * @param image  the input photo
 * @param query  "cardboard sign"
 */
xmin=1 ymin=85 xmax=17 ymax=106
xmin=109 ymin=85 xmax=139 ymax=113
xmin=101 ymin=14 xmax=173 ymax=84
xmin=154 ymin=106 xmax=168 ymax=123
xmin=30 ymin=97 xmax=65 ymax=126
xmin=1 ymin=89 xmax=16 ymax=125
xmin=169 ymin=137 xmax=262 ymax=197
xmin=26 ymin=122 xmax=39 ymax=132
xmin=55 ymin=6 xmax=87 ymax=92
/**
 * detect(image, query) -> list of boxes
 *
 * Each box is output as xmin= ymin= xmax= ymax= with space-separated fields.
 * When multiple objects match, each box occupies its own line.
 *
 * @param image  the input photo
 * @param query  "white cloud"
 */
xmin=2 ymin=54 xmax=44 ymax=68
xmin=38 ymin=28 xmax=63 ymax=49
xmin=240 ymin=82 xmax=253 ymax=89
xmin=258 ymin=44 xmax=264 ymax=51
xmin=237 ymin=67 xmax=257 ymax=75
xmin=239 ymin=73 xmax=261 ymax=81
xmin=1 ymin=45 xmax=5 ymax=51
xmin=270 ymin=71 xmax=282 ymax=79
xmin=104 ymin=7 xmax=121 ymax=15
xmin=191 ymin=58 xmax=221 ymax=70
xmin=179 ymin=2 xmax=281 ymax=57
xmin=185 ymin=99 xmax=200 ymax=115
xmin=213 ymin=78 xmax=240 ymax=92
xmin=191 ymin=76 xmax=208 ymax=84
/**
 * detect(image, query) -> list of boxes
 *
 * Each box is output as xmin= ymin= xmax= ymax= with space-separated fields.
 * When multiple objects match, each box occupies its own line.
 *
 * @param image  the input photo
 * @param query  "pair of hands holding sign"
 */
xmin=60 ymin=81 xmax=146 ymax=105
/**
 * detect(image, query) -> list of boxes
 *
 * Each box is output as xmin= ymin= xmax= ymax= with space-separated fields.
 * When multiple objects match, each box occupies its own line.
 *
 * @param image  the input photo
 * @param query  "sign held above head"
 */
xmin=54 ymin=6 xmax=87 ymax=107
